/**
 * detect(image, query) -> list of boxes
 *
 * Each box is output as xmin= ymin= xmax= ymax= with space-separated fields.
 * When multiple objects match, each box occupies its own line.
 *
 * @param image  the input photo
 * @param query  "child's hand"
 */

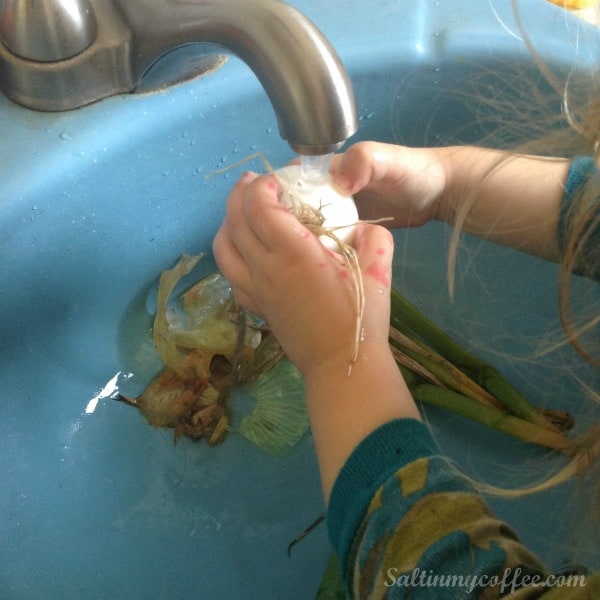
xmin=212 ymin=172 xmax=394 ymax=378
xmin=330 ymin=141 xmax=446 ymax=227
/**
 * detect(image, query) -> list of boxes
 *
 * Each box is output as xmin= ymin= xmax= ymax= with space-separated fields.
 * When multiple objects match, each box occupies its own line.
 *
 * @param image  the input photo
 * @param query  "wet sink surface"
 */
xmin=1 ymin=1 xmax=599 ymax=598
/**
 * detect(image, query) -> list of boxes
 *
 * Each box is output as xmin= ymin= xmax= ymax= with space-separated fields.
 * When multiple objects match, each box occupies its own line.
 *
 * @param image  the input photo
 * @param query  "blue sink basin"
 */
xmin=1 ymin=1 xmax=599 ymax=597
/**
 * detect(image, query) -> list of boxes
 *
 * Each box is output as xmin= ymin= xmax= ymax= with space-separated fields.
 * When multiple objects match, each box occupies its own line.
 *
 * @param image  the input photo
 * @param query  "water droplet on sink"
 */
xmin=59 ymin=132 xmax=72 ymax=141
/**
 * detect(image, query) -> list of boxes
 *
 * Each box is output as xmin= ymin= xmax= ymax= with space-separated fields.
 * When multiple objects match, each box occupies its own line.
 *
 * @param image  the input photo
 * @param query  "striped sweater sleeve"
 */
xmin=326 ymin=418 xmax=598 ymax=598
xmin=559 ymin=156 xmax=600 ymax=281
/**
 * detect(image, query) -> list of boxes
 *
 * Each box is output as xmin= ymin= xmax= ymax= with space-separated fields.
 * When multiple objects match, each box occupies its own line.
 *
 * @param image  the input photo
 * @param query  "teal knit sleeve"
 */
xmin=559 ymin=156 xmax=600 ymax=281
xmin=327 ymin=419 xmax=438 ymax=572
xmin=326 ymin=419 xmax=596 ymax=597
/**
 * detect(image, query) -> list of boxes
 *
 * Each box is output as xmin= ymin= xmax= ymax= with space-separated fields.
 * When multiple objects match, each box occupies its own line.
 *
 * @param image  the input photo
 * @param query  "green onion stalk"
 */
xmin=388 ymin=289 xmax=576 ymax=455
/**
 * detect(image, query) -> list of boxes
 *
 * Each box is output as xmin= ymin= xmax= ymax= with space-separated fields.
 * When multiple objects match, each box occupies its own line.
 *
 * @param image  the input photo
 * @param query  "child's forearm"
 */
xmin=303 ymin=341 xmax=420 ymax=503
xmin=434 ymin=146 xmax=570 ymax=262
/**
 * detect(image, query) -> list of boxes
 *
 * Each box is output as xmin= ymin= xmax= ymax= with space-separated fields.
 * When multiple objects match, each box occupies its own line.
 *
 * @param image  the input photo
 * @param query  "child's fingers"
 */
xmin=223 ymin=171 xmax=267 ymax=258
xmin=223 ymin=174 xmax=280 ymax=255
xmin=242 ymin=174 xmax=325 ymax=260
xmin=330 ymin=142 xmax=384 ymax=195
xmin=354 ymin=222 xmax=394 ymax=288
xmin=212 ymin=229 xmax=262 ymax=316
xmin=213 ymin=225 xmax=253 ymax=295
xmin=352 ymin=222 xmax=395 ymax=342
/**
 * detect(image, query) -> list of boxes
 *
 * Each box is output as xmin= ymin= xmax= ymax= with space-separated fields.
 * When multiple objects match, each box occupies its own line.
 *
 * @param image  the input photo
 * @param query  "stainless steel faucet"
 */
xmin=0 ymin=0 xmax=357 ymax=155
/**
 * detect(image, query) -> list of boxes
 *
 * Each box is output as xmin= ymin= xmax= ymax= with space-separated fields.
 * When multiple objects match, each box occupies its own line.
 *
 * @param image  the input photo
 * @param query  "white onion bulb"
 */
xmin=276 ymin=165 xmax=358 ymax=251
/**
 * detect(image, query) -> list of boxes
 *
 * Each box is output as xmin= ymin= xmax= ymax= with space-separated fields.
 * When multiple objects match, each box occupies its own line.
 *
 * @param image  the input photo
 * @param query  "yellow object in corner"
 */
xmin=546 ymin=0 xmax=595 ymax=9
xmin=546 ymin=0 xmax=599 ymax=25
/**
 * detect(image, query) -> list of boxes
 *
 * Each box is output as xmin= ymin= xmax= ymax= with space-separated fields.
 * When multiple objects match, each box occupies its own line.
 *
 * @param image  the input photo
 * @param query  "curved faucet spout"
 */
xmin=0 ymin=0 xmax=358 ymax=155
xmin=118 ymin=0 xmax=358 ymax=155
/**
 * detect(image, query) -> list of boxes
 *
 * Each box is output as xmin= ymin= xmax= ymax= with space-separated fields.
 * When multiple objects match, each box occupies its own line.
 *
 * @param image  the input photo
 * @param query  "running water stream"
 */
xmin=299 ymin=153 xmax=333 ymax=184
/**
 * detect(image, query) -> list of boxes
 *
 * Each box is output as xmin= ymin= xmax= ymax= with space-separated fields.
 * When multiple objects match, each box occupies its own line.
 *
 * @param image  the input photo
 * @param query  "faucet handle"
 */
xmin=0 ymin=0 xmax=97 ymax=61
